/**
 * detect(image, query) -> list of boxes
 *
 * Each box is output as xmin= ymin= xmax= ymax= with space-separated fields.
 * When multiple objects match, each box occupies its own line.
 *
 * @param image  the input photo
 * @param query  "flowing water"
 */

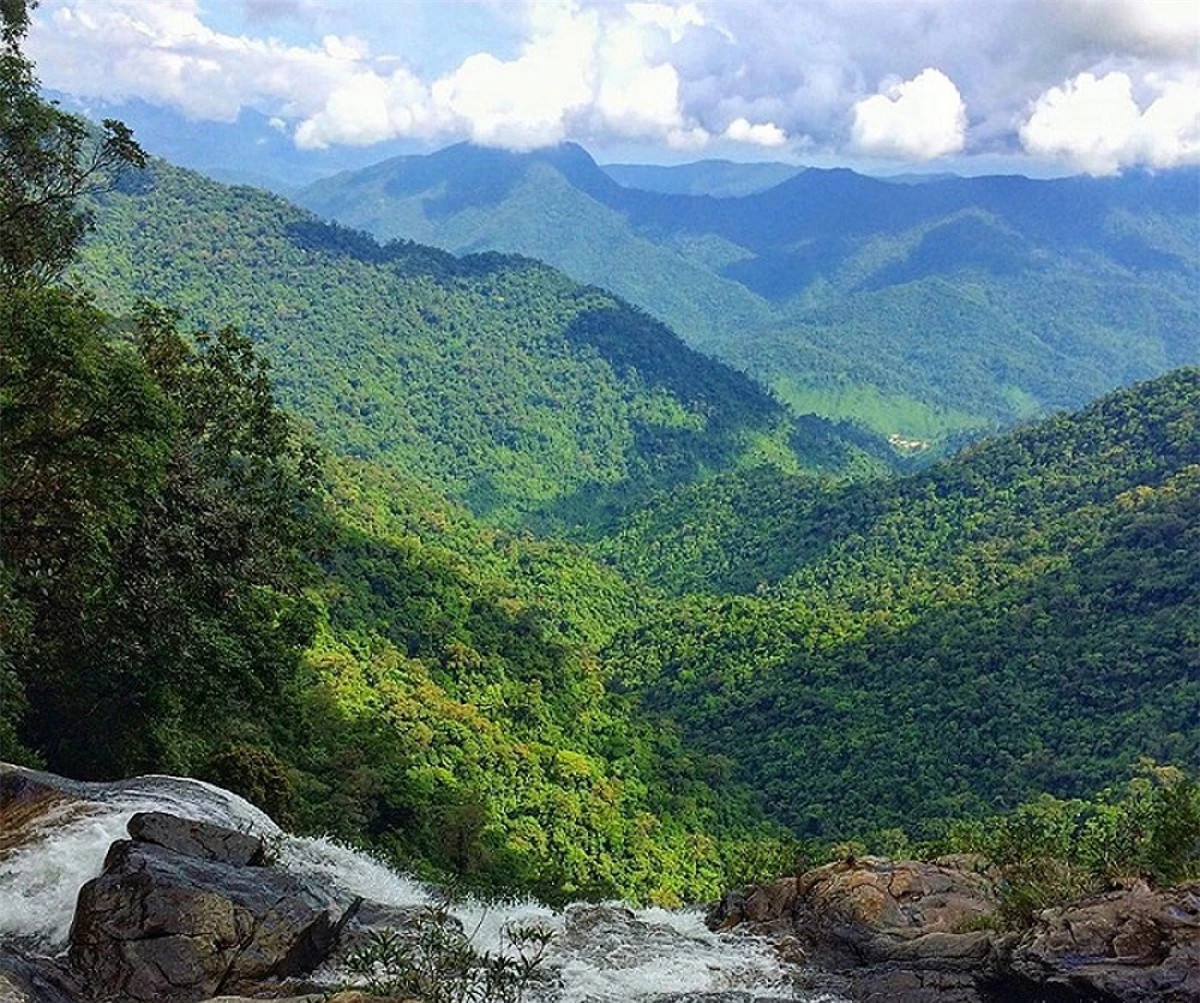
xmin=0 ymin=767 xmax=847 ymax=1001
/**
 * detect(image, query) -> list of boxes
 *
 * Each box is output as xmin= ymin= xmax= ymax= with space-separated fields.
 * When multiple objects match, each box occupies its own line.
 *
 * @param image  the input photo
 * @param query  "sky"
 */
xmin=26 ymin=0 xmax=1200 ymax=176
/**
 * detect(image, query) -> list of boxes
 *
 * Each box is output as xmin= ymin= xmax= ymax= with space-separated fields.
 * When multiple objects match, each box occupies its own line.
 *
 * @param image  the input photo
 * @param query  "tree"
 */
xmin=0 ymin=0 xmax=144 ymax=290
xmin=3 ymin=298 xmax=322 ymax=777
xmin=0 ymin=6 xmax=319 ymax=775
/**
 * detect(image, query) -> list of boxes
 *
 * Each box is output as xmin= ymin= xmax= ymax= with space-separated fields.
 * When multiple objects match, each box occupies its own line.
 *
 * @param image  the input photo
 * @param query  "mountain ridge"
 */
xmin=75 ymin=157 xmax=890 ymax=533
xmin=299 ymin=143 xmax=1199 ymax=442
xmin=602 ymin=368 xmax=1200 ymax=837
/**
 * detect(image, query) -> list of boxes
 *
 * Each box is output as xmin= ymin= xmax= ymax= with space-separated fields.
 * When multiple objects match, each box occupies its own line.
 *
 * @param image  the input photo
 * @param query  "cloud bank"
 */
xmin=26 ymin=0 xmax=1200 ymax=171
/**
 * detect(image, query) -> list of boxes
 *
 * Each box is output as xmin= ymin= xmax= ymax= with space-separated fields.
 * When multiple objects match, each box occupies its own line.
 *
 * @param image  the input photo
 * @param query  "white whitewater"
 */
xmin=0 ymin=769 xmax=845 ymax=1001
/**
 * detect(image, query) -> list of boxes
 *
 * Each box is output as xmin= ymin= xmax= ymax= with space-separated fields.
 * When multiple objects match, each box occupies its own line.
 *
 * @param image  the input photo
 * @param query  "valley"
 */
xmin=2 ymin=5 xmax=1198 ymax=1001
xmin=299 ymin=144 xmax=1199 ymax=443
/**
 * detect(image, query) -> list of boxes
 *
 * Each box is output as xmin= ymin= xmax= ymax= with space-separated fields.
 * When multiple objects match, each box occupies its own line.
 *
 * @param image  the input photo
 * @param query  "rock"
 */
xmin=563 ymin=902 xmax=639 ymax=935
xmin=713 ymin=858 xmax=1200 ymax=1002
xmin=711 ymin=857 xmax=1000 ymax=971
xmin=849 ymin=966 xmax=984 ymax=1003
xmin=321 ymin=898 xmax=433 ymax=971
xmin=196 ymin=998 xmax=322 ymax=1003
xmin=1006 ymin=881 xmax=1200 ymax=1002
xmin=709 ymin=857 xmax=1003 ymax=1001
xmin=195 ymin=993 xmax=420 ymax=1003
xmin=127 ymin=811 xmax=267 ymax=867
xmin=0 ymin=768 xmax=93 ymax=859
xmin=0 ymin=950 xmax=81 ymax=1003
xmin=68 ymin=815 xmax=351 ymax=1002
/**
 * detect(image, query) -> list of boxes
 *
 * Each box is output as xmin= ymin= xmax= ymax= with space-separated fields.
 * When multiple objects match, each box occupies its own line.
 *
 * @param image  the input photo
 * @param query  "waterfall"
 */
xmin=0 ymin=766 xmax=846 ymax=1001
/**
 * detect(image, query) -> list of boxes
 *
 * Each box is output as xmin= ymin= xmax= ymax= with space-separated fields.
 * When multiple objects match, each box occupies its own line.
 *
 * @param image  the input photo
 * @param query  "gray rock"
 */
xmin=1007 ymin=881 xmax=1200 ymax=1002
xmin=0 ymin=951 xmax=80 ymax=1003
xmin=67 ymin=817 xmax=350 ymax=1002
xmin=126 ymin=811 xmax=267 ymax=867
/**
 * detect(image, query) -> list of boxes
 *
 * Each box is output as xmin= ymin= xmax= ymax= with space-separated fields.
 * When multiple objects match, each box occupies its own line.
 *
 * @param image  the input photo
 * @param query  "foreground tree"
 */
xmin=1 ymin=0 xmax=144 ymax=290
xmin=1 ymin=1 xmax=319 ymax=774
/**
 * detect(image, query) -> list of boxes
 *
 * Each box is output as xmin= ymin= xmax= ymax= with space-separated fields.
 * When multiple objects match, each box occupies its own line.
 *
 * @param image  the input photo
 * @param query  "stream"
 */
xmin=0 ymin=769 xmax=848 ymax=1001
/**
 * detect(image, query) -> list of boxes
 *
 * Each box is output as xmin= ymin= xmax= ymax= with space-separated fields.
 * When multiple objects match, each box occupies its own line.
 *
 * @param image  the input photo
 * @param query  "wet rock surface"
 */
xmin=712 ymin=857 xmax=1200 ymax=1002
xmin=0 ymin=770 xmax=94 ymax=859
xmin=126 ymin=811 xmax=268 ymax=867
xmin=67 ymin=814 xmax=347 ymax=1001
xmin=0 ymin=952 xmax=81 ymax=1003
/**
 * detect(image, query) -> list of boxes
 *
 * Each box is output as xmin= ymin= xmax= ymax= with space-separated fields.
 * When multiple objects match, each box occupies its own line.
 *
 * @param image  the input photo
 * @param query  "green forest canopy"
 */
xmin=3 ymin=10 xmax=1196 ymax=907
xmin=300 ymin=143 xmax=1199 ymax=442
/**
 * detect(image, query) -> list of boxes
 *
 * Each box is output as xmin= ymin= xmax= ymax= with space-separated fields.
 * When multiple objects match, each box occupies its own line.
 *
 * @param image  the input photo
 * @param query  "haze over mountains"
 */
xmin=299 ymin=142 xmax=1199 ymax=443
xmin=49 ymin=93 xmax=803 ymax=198
xmin=603 ymin=160 xmax=802 ymax=197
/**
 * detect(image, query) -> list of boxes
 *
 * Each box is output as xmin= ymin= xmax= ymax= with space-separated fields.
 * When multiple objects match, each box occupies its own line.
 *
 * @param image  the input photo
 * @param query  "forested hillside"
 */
xmin=301 ymin=143 xmax=1199 ymax=442
xmin=75 ymin=160 xmax=887 ymax=532
xmin=603 ymin=371 xmax=1200 ymax=838
xmin=2 ymin=295 xmax=769 ymax=905
xmin=5 ymin=6 xmax=1197 ymax=921
xmin=1 ymin=18 xmax=785 ymax=910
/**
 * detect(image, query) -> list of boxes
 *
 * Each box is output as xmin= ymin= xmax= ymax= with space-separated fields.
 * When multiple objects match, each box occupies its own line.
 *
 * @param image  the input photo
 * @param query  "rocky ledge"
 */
xmin=709 ymin=856 xmax=1200 ymax=1002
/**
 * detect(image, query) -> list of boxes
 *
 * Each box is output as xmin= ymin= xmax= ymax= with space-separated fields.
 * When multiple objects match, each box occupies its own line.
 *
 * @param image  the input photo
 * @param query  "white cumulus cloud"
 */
xmin=295 ymin=68 xmax=436 ymax=149
xmin=1019 ymin=70 xmax=1200 ymax=175
xmin=27 ymin=0 xmax=1200 ymax=167
xmin=30 ymin=0 xmax=368 ymax=123
xmin=429 ymin=5 xmax=598 ymax=150
xmin=850 ymin=68 xmax=967 ymax=160
xmin=626 ymin=1 xmax=707 ymax=43
xmin=722 ymin=117 xmax=787 ymax=147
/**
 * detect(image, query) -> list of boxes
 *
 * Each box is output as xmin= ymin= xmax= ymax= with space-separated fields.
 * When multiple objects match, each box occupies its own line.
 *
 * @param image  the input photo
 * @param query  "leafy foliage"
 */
xmin=1 ymin=293 xmax=320 ymax=777
xmin=344 ymin=907 xmax=554 ymax=1003
xmin=940 ymin=763 xmax=1200 ymax=923
xmin=0 ymin=0 xmax=144 ymax=289
xmin=73 ymin=160 xmax=888 ymax=532
xmin=286 ymin=466 xmax=776 ymax=904
xmin=604 ymin=371 xmax=1200 ymax=839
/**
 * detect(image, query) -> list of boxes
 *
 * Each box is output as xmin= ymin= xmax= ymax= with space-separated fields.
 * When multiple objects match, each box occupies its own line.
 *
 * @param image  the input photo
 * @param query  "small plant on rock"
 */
xmin=343 ymin=904 xmax=555 ymax=1003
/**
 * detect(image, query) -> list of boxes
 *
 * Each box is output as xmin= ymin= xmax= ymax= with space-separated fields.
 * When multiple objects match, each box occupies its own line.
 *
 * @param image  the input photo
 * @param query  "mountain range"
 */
xmin=66 ymin=151 xmax=1197 ymax=847
xmin=6 ymin=67 xmax=1197 ymax=907
xmin=74 ymin=159 xmax=891 ymax=532
xmin=298 ymin=142 xmax=1199 ymax=443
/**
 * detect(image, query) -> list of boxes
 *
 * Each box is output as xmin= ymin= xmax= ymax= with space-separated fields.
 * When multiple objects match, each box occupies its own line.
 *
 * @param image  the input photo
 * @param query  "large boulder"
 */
xmin=1005 ymin=881 xmax=1200 ymax=1002
xmin=68 ymin=813 xmax=350 ymax=1002
xmin=710 ymin=856 xmax=1000 ymax=971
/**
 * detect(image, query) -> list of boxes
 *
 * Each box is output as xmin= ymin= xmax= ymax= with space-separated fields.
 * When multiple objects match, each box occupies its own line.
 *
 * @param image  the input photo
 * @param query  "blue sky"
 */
xmin=27 ymin=1 xmax=1200 ymax=175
